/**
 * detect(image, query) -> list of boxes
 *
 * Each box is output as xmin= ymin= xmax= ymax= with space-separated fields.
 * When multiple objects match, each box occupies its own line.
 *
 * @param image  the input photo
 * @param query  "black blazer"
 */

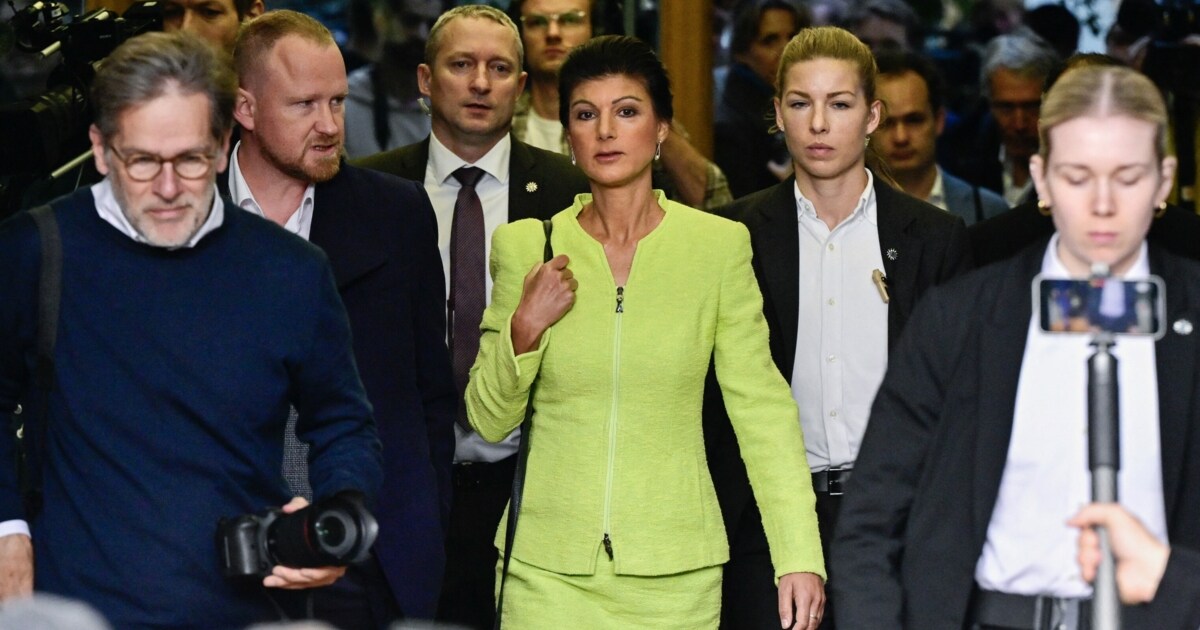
xmin=220 ymin=163 xmax=457 ymax=618
xmin=831 ymin=240 xmax=1200 ymax=630
xmin=705 ymin=176 xmax=971 ymax=533
xmin=353 ymin=134 xmax=589 ymax=222
xmin=969 ymin=198 xmax=1200 ymax=267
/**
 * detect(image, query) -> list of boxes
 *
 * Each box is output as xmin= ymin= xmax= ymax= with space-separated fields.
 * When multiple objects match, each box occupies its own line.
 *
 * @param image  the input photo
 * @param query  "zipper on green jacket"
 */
xmin=602 ymin=286 xmax=624 ymax=561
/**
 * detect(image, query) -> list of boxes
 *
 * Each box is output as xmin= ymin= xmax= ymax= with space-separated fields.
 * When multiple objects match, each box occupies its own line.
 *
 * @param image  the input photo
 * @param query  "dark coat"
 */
xmin=221 ymin=163 xmax=457 ymax=618
xmin=831 ymin=240 xmax=1200 ymax=630
xmin=353 ymin=135 xmax=590 ymax=222
xmin=705 ymin=176 xmax=972 ymax=546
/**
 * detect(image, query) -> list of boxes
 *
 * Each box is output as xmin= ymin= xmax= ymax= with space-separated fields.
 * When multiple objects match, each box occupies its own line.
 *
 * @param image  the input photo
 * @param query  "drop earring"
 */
xmin=570 ymin=147 xmax=576 ymax=166
xmin=654 ymin=141 xmax=662 ymax=161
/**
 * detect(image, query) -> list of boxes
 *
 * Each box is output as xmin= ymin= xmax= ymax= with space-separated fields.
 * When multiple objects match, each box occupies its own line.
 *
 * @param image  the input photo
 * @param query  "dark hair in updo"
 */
xmin=557 ymin=35 xmax=673 ymax=128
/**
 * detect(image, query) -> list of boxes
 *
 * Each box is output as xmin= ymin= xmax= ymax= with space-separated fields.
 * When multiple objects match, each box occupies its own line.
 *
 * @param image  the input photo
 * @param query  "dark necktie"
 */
xmin=281 ymin=405 xmax=312 ymax=500
xmin=450 ymin=166 xmax=487 ymax=431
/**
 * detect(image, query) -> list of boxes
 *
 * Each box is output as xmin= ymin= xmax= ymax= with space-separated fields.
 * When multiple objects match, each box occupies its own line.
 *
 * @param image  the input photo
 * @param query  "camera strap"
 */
xmin=13 ymin=205 xmax=61 ymax=520
xmin=494 ymin=218 xmax=552 ymax=629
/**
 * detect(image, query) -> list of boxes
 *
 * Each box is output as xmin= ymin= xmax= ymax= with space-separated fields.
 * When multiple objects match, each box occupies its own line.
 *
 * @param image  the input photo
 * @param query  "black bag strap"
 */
xmin=494 ymin=218 xmax=552 ymax=629
xmin=18 ymin=204 xmax=61 ymax=519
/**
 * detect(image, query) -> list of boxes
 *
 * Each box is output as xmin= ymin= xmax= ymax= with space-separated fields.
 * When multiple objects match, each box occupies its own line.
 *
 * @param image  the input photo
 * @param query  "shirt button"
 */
xmin=827 ymin=355 xmax=836 ymax=363
xmin=827 ymin=243 xmax=835 ymax=252
xmin=829 ymin=410 xmax=838 ymax=417
xmin=827 ymin=298 xmax=835 ymax=306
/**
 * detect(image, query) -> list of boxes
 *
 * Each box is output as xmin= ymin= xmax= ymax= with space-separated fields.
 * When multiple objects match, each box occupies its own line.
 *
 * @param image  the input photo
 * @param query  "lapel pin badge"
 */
xmin=1173 ymin=319 xmax=1193 ymax=336
xmin=525 ymin=181 xmax=539 ymax=193
xmin=886 ymin=248 xmax=898 ymax=261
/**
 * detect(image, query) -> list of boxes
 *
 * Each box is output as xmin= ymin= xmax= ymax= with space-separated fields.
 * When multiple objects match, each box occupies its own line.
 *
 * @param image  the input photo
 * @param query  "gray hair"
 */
xmin=979 ymin=28 xmax=1060 ymax=98
xmin=425 ymin=5 xmax=524 ymax=69
xmin=91 ymin=31 xmax=237 ymax=144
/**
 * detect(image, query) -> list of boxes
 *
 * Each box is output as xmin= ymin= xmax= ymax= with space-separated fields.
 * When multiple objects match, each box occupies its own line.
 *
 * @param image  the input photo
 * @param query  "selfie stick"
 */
xmin=1087 ymin=266 xmax=1121 ymax=630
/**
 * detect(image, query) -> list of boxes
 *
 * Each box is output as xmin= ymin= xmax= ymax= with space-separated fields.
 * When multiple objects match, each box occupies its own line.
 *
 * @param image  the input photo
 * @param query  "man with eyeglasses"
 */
xmin=223 ymin=11 xmax=456 ymax=628
xmin=0 ymin=31 xmax=382 ymax=628
xmin=509 ymin=0 xmax=733 ymax=211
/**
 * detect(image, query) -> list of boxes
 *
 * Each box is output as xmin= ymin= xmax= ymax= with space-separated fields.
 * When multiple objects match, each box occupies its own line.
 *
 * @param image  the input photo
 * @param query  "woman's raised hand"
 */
xmin=511 ymin=254 xmax=578 ymax=354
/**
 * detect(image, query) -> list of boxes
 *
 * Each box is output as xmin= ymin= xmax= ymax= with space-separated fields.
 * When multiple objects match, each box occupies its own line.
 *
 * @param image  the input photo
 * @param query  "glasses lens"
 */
xmin=126 ymin=156 xmax=161 ymax=181
xmin=561 ymin=10 xmax=586 ymax=25
xmin=175 ymin=155 xmax=211 ymax=179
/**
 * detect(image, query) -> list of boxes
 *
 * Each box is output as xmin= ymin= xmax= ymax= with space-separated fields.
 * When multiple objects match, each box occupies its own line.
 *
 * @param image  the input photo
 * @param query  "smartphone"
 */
xmin=1034 ymin=275 xmax=1166 ymax=339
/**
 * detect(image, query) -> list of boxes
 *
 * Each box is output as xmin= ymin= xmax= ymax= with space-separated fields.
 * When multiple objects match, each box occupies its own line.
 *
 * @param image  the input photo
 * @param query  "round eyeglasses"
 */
xmin=520 ymin=10 xmax=588 ymax=31
xmin=108 ymin=145 xmax=218 ymax=182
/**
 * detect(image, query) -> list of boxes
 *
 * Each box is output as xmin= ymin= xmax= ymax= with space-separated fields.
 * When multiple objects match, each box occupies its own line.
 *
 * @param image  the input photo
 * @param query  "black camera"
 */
xmin=216 ymin=492 xmax=379 ymax=579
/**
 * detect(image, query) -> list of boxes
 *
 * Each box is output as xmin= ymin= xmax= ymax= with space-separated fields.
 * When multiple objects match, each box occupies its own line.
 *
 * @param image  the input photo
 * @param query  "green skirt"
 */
xmin=495 ymin=548 xmax=723 ymax=629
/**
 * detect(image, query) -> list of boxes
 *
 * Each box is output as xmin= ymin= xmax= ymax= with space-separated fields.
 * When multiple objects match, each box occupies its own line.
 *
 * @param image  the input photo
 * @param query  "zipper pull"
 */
xmin=602 ymin=533 xmax=614 ymax=560
xmin=615 ymin=287 xmax=624 ymax=313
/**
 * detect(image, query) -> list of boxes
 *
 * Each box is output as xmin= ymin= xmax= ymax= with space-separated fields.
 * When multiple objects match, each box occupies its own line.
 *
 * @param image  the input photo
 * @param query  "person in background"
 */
xmin=708 ymin=26 xmax=969 ymax=630
xmin=509 ymin=0 xmax=733 ymax=210
xmin=942 ymin=29 xmax=1059 ymax=205
xmin=843 ymin=0 xmax=922 ymax=52
xmin=467 ymin=34 xmax=826 ymax=629
xmin=873 ymin=49 xmax=1008 ymax=225
xmin=162 ymin=0 xmax=264 ymax=51
xmin=354 ymin=6 xmax=588 ymax=628
xmin=714 ymin=0 xmax=808 ymax=198
xmin=343 ymin=0 xmax=441 ymax=158
xmin=833 ymin=65 xmax=1200 ymax=630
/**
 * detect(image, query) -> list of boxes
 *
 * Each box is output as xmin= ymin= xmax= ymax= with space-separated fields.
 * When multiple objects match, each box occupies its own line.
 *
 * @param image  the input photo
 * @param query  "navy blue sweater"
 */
xmin=0 ymin=188 xmax=382 ymax=629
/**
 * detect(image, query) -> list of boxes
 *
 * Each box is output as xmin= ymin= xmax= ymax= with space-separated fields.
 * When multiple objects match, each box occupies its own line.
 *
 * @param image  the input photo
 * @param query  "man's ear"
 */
xmin=233 ymin=87 xmax=256 ymax=131
xmin=88 ymin=124 xmax=110 ymax=176
xmin=243 ymin=0 xmax=264 ymax=21
xmin=417 ymin=64 xmax=433 ymax=97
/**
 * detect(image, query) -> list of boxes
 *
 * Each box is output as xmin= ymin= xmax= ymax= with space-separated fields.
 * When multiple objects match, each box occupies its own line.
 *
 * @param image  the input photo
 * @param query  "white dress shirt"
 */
xmin=227 ymin=141 xmax=316 ymax=240
xmin=791 ymin=170 xmax=889 ymax=472
xmin=0 ymin=177 xmax=227 ymax=539
xmin=1000 ymin=145 xmax=1034 ymax=207
xmin=425 ymin=133 xmax=521 ymax=463
xmin=975 ymin=235 xmax=1166 ymax=597
xmin=926 ymin=167 xmax=948 ymax=212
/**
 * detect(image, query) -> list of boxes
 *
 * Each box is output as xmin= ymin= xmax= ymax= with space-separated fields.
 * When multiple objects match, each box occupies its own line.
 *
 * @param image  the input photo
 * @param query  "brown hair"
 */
xmin=233 ymin=10 xmax=337 ymax=88
xmin=1037 ymin=65 xmax=1168 ymax=163
xmin=91 ymin=31 xmax=236 ymax=144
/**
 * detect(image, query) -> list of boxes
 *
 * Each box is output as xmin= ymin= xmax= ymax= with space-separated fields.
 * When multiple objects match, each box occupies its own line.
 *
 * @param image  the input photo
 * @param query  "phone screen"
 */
xmin=1034 ymin=275 xmax=1165 ymax=338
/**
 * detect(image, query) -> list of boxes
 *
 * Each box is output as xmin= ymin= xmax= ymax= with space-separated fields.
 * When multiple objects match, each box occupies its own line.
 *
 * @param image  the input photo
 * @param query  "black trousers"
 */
xmin=719 ymin=492 xmax=841 ymax=630
xmin=434 ymin=456 xmax=517 ymax=630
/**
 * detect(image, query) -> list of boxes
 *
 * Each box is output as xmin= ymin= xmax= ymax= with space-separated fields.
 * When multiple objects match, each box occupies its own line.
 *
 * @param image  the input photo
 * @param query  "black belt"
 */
xmin=452 ymin=455 xmax=517 ymax=489
xmin=811 ymin=468 xmax=851 ymax=496
xmin=970 ymin=587 xmax=1092 ymax=630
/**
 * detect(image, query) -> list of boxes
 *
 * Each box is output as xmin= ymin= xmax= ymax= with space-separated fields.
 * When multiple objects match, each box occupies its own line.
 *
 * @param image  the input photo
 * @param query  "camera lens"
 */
xmin=313 ymin=510 xmax=355 ymax=558
xmin=261 ymin=493 xmax=379 ymax=569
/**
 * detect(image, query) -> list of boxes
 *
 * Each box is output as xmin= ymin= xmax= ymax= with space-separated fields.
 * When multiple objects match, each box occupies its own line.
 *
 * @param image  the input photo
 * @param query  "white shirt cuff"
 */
xmin=0 ymin=520 xmax=31 ymax=538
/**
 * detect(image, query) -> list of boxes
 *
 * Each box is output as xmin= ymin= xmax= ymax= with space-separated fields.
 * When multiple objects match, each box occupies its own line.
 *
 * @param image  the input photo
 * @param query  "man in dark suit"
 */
xmin=225 ymin=12 xmax=456 ymax=627
xmin=831 ymin=240 xmax=1200 ymax=629
xmin=708 ymin=172 xmax=970 ymax=628
xmin=873 ymin=50 xmax=1009 ymax=226
xmin=354 ymin=6 xmax=587 ymax=628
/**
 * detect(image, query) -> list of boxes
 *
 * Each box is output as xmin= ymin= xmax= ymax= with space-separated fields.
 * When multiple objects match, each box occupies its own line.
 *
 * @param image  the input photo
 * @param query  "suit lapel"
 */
xmin=507 ymin=138 xmax=554 ymax=222
xmin=1150 ymin=248 xmax=1198 ymax=520
xmin=753 ymin=181 xmax=802 ymax=378
xmin=310 ymin=166 xmax=388 ymax=289
xmin=971 ymin=245 xmax=1043 ymax=538
xmin=874 ymin=181 xmax=924 ymax=348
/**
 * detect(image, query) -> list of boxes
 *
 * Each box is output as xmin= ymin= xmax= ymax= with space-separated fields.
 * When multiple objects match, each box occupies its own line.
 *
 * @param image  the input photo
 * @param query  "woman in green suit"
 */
xmin=466 ymin=35 xmax=825 ymax=629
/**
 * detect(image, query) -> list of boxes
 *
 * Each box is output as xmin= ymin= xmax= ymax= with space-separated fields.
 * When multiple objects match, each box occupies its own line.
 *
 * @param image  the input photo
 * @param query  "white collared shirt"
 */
xmin=926 ymin=167 xmax=948 ymax=212
xmin=0 ymin=176 xmax=226 ymax=539
xmin=999 ymin=145 xmax=1034 ymax=207
xmin=975 ymin=235 xmax=1166 ymax=597
xmin=94 ymin=177 xmax=225 ymax=248
xmin=791 ymin=169 xmax=889 ymax=472
xmin=425 ymin=132 xmax=520 ymax=463
xmin=227 ymin=141 xmax=316 ymax=240
xmin=524 ymin=111 xmax=564 ymax=155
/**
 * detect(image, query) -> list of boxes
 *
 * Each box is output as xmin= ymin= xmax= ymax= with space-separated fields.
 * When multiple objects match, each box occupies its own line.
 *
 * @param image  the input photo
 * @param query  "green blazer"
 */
xmin=466 ymin=192 xmax=825 ymax=581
